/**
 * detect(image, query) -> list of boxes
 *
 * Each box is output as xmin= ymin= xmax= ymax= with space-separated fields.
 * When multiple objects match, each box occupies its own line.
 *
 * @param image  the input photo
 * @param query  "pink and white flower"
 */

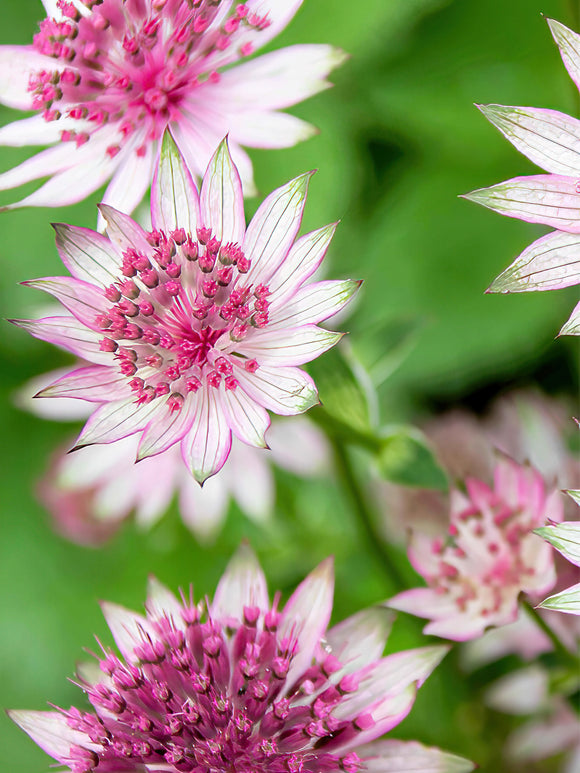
xmin=0 ymin=0 xmax=346 ymax=214
xmin=38 ymin=417 xmax=329 ymax=545
xmin=9 ymin=544 xmax=471 ymax=773
xmin=388 ymin=457 xmax=564 ymax=641
xmin=463 ymin=19 xmax=580 ymax=335
xmin=12 ymin=131 xmax=359 ymax=482
xmin=535 ymin=494 xmax=580 ymax=615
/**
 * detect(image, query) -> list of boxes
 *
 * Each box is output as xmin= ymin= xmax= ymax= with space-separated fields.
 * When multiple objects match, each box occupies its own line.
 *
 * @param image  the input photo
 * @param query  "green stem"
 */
xmin=521 ymin=598 xmax=579 ymax=669
xmin=331 ymin=438 xmax=408 ymax=593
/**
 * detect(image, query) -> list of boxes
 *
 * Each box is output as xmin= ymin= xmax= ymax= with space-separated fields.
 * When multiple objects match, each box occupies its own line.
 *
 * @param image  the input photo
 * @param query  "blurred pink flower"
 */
xmin=13 ymin=131 xmax=358 ymax=483
xmin=388 ymin=457 xmax=563 ymax=641
xmin=9 ymin=545 xmax=470 ymax=773
xmin=484 ymin=666 xmax=580 ymax=773
xmin=464 ymin=19 xmax=580 ymax=335
xmin=38 ymin=417 xmax=329 ymax=546
xmin=0 ymin=0 xmax=346 ymax=213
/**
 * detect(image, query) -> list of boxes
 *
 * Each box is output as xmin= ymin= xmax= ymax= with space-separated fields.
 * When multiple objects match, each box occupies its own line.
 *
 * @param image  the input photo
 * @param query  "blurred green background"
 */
xmin=0 ymin=0 xmax=578 ymax=771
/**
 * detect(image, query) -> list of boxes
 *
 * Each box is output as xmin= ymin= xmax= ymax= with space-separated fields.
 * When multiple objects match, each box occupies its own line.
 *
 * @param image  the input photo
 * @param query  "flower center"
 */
xmin=97 ymin=226 xmax=269 ymax=410
xmin=29 ymin=0 xmax=271 ymax=155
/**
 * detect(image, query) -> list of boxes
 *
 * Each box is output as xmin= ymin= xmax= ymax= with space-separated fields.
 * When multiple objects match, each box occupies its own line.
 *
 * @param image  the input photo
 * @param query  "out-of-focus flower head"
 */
xmin=464 ymin=19 xmax=580 ymax=335
xmin=12 ymin=130 xmax=359 ymax=483
xmin=484 ymin=666 xmax=580 ymax=773
xmin=388 ymin=456 xmax=564 ymax=641
xmin=9 ymin=545 xmax=471 ymax=773
xmin=38 ymin=416 xmax=329 ymax=546
xmin=0 ymin=0 xmax=346 ymax=215
xmin=535 ymin=494 xmax=580 ymax=615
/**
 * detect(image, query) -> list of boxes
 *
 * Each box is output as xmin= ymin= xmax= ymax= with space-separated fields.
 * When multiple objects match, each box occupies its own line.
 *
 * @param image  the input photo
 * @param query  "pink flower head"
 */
xmin=13 ymin=132 xmax=359 ymax=483
xmin=389 ymin=457 xmax=564 ymax=641
xmin=9 ymin=545 xmax=465 ymax=773
xmin=463 ymin=19 xmax=580 ymax=335
xmin=0 ymin=0 xmax=346 ymax=214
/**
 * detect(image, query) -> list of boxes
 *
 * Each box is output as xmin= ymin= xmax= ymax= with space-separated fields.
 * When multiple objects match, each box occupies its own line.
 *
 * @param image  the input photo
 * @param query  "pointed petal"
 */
xmin=423 ymin=615 xmax=488 ymax=641
xmin=0 ymin=45 xmax=58 ymax=109
xmin=211 ymin=45 xmax=347 ymax=111
xmin=100 ymin=601 xmax=153 ymax=661
xmin=212 ymin=542 xmax=269 ymax=621
xmin=74 ymin=397 xmax=163 ymax=448
xmin=229 ymin=446 xmax=274 ymax=521
xmin=269 ymin=223 xmax=338 ymax=304
xmin=37 ymin=365 xmax=131 ymax=403
xmin=360 ymin=740 xmax=475 ymax=773
xmin=335 ymin=646 xmax=449 ymax=721
xmin=228 ymin=110 xmax=317 ymax=149
xmin=537 ymin=582 xmax=580 ymax=615
xmin=326 ymin=607 xmax=394 ymax=673
xmin=464 ymin=174 xmax=580 ymax=232
xmin=221 ymin=386 xmax=270 ymax=448
xmin=488 ymin=229 xmax=580 ymax=293
xmin=548 ymin=18 xmax=580 ymax=90
xmin=22 ymin=276 xmax=107 ymax=329
xmin=8 ymin=710 xmax=99 ymax=760
xmin=200 ymin=137 xmax=245 ymax=245
xmin=279 ymin=557 xmax=334 ymax=688
xmin=239 ymin=325 xmax=342 ymax=366
xmin=145 ymin=576 xmax=184 ymax=622
xmin=97 ymin=204 xmax=152 ymax=255
xmin=0 ymin=144 xmax=75 ymax=192
xmin=178 ymin=471 xmax=229 ymax=540
xmin=11 ymin=316 xmax=109 ymax=364
xmin=559 ymin=300 xmax=580 ymax=335
xmin=388 ymin=588 xmax=458 ymax=621
xmin=243 ymin=172 xmax=312 ymax=286
xmin=98 ymin=142 xmax=154 ymax=223
xmin=3 ymin=140 xmax=120 ymax=209
xmin=0 ymin=114 xmax=90 ymax=146
xmin=137 ymin=395 xmax=196 ymax=460
xmin=151 ymin=130 xmax=200 ymax=235
xmin=535 ymin=521 xmax=580 ymax=566
xmin=16 ymin=367 xmax=94 ymax=420
xmin=180 ymin=388 xmax=232 ymax=483
xmin=268 ymin=280 xmax=361 ymax=329
xmin=477 ymin=104 xmax=580 ymax=176
xmin=234 ymin=364 xmax=318 ymax=415
xmin=53 ymin=223 xmax=122 ymax=288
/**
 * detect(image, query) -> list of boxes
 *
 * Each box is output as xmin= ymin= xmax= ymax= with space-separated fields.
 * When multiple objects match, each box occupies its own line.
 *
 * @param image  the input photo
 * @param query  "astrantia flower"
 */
xmin=13 ymin=131 xmax=359 ymax=482
xmin=0 ymin=0 xmax=345 ymax=214
xmin=535 ymin=492 xmax=580 ymax=615
xmin=9 ymin=545 xmax=471 ymax=773
xmin=463 ymin=19 xmax=580 ymax=335
xmin=388 ymin=457 xmax=564 ymax=641
xmin=38 ymin=417 xmax=329 ymax=545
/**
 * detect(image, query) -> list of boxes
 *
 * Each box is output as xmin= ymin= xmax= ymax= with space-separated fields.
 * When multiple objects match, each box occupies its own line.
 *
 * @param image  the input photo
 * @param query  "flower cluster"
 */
xmin=535 ymin=494 xmax=580 ymax=615
xmin=389 ymin=457 xmax=563 ymax=640
xmin=0 ymin=0 xmax=345 ymax=213
xmin=464 ymin=18 xmax=580 ymax=335
xmin=9 ymin=546 xmax=467 ymax=773
xmin=13 ymin=131 xmax=358 ymax=482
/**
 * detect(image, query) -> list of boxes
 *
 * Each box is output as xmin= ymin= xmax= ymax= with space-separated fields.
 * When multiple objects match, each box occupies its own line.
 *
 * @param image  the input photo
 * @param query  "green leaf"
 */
xmin=377 ymin=425 xmax=448 ymax=490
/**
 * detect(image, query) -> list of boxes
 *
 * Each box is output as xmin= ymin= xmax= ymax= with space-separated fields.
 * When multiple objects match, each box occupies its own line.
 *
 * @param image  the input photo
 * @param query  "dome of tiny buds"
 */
xmin=8 ymin=547 xmax=451 ymax=773
xmin=98 ymin=225 xmax=269 ymax=406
